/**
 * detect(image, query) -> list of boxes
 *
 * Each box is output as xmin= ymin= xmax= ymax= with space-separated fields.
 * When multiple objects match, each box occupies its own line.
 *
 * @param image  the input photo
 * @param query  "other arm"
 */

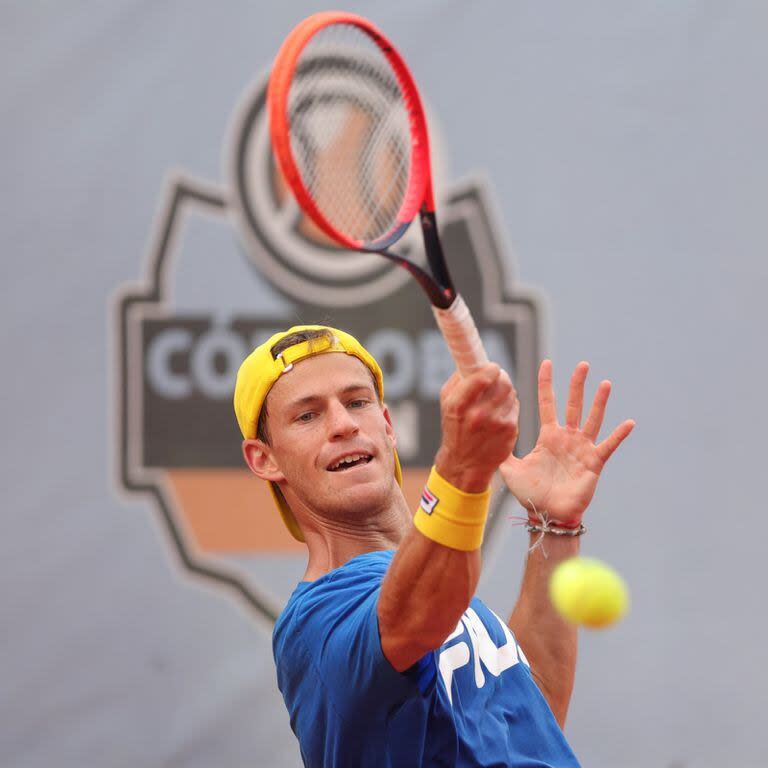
xmin=509 ymin=534 xmax=579 ymax=727
xmin=502 ymin=360 xmax=634 ymax=726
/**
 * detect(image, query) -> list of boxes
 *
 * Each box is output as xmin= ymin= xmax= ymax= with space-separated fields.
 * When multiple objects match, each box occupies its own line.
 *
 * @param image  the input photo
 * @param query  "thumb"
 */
xmin=499 ymin=453 xmax=521 ymax=482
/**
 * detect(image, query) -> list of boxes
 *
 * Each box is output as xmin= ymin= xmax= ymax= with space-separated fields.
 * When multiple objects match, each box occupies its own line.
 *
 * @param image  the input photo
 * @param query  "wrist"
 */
xmin=435 ymin=447 xmax=492 ymax=493
xmin=524 ymin=501 xmax=583 ymax=530
xmin=527 ymin=515 xmax=583 ymax=530
xmin=527 ymin=529 xmax=581 ymax=559
xmin=413 ymin=466 xmax=491 ymax=551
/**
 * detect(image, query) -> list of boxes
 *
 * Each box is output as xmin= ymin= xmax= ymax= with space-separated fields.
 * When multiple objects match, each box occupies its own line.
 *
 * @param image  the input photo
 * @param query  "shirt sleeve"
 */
xmin=292 ymin=570 xmax=436 ymax=724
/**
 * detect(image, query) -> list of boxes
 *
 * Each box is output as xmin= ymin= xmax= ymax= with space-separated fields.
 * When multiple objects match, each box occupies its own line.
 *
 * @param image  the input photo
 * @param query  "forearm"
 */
xmin=379 ymin=364 xmax=517 ymax=672
xmin=508 ymin=534 xmax=579 ymax=728
xmin=379 ymin=527 xmax=480 ymax=671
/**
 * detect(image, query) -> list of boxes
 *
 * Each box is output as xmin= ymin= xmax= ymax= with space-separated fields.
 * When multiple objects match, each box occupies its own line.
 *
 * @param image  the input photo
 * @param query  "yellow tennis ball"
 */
xmin=549 ymin=556 xmax=629 ymax=628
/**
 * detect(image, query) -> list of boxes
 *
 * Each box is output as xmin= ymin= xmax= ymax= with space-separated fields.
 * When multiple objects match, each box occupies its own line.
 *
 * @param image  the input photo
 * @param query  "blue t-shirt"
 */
xmin=273 ymin=550 xmax=581 ymax=767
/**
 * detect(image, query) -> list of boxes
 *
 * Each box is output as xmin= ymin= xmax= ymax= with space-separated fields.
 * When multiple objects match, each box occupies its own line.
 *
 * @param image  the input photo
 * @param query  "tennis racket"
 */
xmin=267 ymin=11 xmax=488 ymax=375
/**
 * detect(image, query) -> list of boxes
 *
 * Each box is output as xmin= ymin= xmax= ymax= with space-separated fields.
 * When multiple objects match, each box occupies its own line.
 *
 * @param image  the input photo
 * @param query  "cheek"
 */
xmin=368 ymin=419 xmax=396 ymax=454
xmin=272 ymin=434 xmax=321 ymax=473
xmin=377 ymin=412 xmax=395 ymax=440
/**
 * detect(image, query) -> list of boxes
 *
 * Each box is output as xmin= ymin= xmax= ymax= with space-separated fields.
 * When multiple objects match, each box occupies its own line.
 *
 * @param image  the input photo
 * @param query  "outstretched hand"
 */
xmin=500 ymin=360 xmax=634 ymax=526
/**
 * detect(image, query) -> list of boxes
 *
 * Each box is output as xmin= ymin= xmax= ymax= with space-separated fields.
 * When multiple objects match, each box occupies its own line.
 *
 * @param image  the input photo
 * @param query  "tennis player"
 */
xmin=234 ymin=325 xmax=633 ymax=767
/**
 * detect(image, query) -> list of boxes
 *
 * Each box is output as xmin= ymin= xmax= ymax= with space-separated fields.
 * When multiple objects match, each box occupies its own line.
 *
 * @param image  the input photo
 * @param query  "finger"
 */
xmin=582 ymin=380 xmax=611 ymax=441
xmin=537 ymin=359 xmax=557 ymax=425
xmin=470 ymin=367 xmax=518 ymax=426
xmin=440 ymin=370 xmax=464 ymax=399
xmin=482 ymin=368 xmax=516 ymax=409
xmin=596 ymin=419 xmax=635 ymax=463
xmin=448 ymin=364 xmax=501 ymax=414
xmin=491 ymin=382 xmax=520 ymax=423
xmin=508 ymin=393 xmax=521 ymax=427
xmin=565 ymin=361 xmax=589 ymax=429
xmin=499 ymin=452 xmax=521 ymax=483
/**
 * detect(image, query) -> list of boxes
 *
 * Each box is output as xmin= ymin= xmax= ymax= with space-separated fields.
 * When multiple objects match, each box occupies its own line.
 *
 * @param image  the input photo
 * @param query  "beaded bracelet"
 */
xmin=525 ymin=521 xmax=587 ymax=537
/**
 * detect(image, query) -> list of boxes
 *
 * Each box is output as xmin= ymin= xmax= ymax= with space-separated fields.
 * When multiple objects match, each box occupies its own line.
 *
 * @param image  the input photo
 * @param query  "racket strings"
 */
xmin=287 ymin=23 xmax=412 ymax=243
xmin=292 ymin=46 xmax=408 ymax=240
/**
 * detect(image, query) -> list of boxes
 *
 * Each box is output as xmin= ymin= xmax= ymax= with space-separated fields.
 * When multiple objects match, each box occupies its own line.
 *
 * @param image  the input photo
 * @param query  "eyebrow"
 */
xmin=285 ymin=382 xmax=376 ymax=411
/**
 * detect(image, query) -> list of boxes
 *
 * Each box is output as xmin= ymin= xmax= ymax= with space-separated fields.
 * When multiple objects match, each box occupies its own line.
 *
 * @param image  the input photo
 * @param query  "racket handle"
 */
xmin=432 ymin=294 xmax=489 ymax=376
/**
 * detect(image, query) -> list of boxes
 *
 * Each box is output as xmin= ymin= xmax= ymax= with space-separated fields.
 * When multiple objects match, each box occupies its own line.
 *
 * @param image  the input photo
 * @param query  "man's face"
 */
xmin=261 ymin=353 xmax=398 ymax=523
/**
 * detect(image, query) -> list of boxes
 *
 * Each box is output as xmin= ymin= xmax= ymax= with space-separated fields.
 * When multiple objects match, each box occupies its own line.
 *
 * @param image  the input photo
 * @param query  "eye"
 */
xmin=348 ymin=398 xmax=370 ymax=409
xmin=296 ymin=411 xmax=316 ymax=423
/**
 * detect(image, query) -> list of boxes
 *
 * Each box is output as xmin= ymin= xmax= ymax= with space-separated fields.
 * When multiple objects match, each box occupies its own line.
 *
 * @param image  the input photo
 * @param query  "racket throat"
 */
xmin=419 ymin=209 xmax=456 ymax=305
xmin=362 ymin=218 xmax=454 ymax=308
xmin=374 ymin=246 xmax=452 ymax=308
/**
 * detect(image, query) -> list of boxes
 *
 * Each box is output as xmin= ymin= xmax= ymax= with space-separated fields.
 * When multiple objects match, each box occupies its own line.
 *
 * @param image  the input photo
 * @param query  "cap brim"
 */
xmin=269 ymin=482 xmax=306 ymax=543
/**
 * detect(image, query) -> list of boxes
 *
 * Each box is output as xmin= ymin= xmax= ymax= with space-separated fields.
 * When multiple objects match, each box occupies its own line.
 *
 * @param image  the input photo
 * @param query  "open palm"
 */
xmin=500 ymin=360 xmax=634 ymax=525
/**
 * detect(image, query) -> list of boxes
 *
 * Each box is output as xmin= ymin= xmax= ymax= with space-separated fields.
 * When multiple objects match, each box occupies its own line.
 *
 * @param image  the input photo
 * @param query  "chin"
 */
xmin=326 ymin=476 xmax=394 ymax=517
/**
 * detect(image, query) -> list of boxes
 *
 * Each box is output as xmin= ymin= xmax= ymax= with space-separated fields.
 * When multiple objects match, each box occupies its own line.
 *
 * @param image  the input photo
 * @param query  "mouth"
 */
xmin=327 ymin=453 xmax=374 ymax=472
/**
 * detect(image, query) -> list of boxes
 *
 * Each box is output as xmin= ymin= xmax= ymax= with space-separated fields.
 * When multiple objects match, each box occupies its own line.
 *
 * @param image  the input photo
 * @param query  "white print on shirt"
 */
xmin=438 ymin=607 xmax=529 ymax=705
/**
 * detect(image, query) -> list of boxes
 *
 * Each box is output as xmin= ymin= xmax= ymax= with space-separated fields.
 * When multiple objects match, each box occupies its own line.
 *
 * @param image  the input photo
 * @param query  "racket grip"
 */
xmin=432 ymin=294 xmax=489 ymax=376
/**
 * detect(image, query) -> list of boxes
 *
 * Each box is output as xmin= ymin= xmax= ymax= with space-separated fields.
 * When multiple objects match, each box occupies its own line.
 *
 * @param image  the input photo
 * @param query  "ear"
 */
xmin=241 ymin=439 xmax=286 ymax=482
xmin=382 ymin=404 xmax=397 ymax=448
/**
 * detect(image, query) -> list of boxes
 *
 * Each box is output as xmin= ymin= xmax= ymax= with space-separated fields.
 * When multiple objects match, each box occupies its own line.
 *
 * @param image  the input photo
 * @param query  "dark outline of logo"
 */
xmin=111 ymin=65 xmax=544 ymax=627
xmin=113 ymin=175 xmax=283 ymax=626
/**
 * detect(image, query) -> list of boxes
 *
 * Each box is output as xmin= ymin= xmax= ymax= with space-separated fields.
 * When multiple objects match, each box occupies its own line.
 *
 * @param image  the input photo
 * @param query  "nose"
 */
xmin=326 ymin=399 xmax=359 ymax=440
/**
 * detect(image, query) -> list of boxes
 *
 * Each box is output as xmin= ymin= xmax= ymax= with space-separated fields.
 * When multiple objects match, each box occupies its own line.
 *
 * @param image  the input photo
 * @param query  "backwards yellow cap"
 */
xmin=233 ymin=325 xmax=403 ymax=542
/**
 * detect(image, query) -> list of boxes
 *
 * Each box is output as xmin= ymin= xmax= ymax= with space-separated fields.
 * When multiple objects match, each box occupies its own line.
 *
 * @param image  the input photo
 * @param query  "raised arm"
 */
xmin=378 ymin=364 xmax=519 ymax=672
xmin=502 ymin=360 xmax=634 ymax=726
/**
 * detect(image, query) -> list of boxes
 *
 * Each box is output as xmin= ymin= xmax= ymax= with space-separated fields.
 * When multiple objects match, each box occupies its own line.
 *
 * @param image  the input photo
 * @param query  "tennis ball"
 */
xmin=549 ymin=557 xmax=629 ymax=629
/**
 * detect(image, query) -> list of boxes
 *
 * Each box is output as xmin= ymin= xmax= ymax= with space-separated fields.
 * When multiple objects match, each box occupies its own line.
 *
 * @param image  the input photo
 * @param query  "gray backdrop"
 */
xmin=3 ymin=1 xmax=767 ymax=767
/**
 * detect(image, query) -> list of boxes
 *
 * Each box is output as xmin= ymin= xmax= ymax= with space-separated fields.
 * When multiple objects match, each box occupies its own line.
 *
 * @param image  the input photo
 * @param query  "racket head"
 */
xmin=267 ymin=12 xmax=434 ymax=252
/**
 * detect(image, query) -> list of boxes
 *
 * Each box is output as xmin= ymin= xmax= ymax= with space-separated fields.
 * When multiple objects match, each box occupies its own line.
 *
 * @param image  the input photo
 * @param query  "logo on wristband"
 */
xmin=420 ymin=487 xmax=439 ymax=515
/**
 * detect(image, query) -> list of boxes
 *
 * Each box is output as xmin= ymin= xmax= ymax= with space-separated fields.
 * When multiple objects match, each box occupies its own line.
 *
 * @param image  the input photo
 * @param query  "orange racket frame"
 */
xmin=267 ymin=12 xmax=490 ymax=375
xmin=268 ymin=11 xmax=434 ymax=252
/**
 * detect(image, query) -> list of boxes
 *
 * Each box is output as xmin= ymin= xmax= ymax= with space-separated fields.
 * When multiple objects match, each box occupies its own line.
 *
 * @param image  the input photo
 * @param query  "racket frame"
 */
xmin=268 ymin=12 xmax=434 ymax=250
xmin=269 ymin=12 xmax=489 ymax=370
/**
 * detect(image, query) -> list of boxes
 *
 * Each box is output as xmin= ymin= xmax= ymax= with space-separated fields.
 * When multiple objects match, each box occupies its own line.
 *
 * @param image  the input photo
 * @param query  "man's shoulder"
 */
xmin=274 ymin=549 xmax=394 ymax=641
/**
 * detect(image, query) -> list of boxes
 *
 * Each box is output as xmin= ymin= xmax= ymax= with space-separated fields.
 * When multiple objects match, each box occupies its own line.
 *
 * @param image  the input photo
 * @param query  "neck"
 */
xmin=298 ymin=491 xmax=411 ymax=581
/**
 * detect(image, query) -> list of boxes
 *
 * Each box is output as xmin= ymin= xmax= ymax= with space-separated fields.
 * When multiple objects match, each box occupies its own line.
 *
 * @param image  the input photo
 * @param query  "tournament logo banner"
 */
xmin=113 ymin=57 xmax=542 ymax=624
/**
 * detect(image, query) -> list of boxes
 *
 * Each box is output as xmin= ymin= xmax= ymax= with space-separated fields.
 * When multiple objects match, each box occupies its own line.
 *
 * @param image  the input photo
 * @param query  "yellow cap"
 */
xmin=234 ymin=325 xmax=403 ymax=542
